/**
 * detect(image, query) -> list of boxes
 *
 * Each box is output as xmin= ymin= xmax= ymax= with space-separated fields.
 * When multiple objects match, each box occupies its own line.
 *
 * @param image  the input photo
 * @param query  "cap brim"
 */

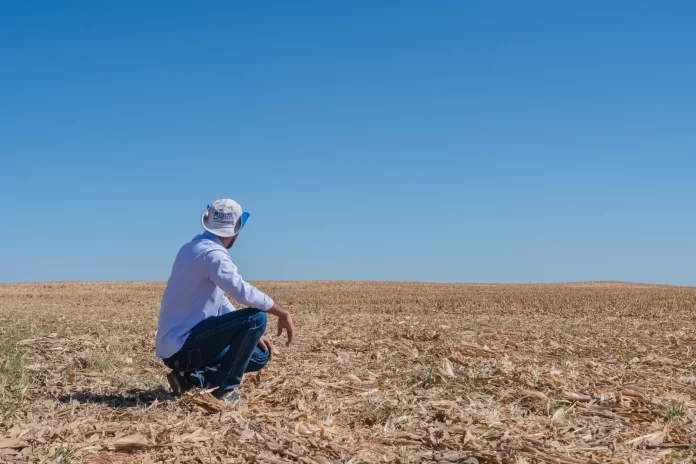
xmin=201 ymin=210 xmax=250 ymax=238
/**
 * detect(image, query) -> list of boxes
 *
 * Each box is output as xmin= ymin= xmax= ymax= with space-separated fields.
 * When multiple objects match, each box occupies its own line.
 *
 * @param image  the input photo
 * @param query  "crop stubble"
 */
xmin=0 ymin=281 xmax=695 ymax=463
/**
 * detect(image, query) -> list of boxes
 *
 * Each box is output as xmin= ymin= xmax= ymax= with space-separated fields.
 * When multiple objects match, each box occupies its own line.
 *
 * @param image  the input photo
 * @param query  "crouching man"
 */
xmin=155 ymin=199 xmax=294 ymax=402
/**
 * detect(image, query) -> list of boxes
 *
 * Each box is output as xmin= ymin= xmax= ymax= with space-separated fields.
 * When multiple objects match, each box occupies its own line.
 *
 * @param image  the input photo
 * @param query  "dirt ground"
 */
xmin=0 ymin=281 xmax=695 ymax=463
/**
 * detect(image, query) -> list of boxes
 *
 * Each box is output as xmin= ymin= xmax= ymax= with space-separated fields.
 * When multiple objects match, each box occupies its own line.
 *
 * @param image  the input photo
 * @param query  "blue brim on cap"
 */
xmin=240 ymin=212 xmax=250 ymax=230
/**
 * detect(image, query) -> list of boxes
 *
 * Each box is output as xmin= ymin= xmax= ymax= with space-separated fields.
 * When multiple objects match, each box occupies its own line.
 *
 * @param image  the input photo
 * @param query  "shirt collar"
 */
xmin=201 ymin=230 xmax=224 ymax=247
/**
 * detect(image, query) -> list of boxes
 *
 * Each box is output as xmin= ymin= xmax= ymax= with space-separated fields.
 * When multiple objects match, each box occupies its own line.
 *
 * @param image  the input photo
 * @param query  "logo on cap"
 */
xmin=213 ymin=212 xmax=236 ymax=222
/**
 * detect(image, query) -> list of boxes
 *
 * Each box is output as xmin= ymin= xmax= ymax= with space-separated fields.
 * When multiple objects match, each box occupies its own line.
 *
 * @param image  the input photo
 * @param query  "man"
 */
xmin=155 ymin=199 xmax=294 ymax=402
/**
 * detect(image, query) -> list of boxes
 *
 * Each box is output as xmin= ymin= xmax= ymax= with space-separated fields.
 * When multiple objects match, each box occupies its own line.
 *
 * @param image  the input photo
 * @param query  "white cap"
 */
xmin=201 ymin=199 xmax=250 ymax=238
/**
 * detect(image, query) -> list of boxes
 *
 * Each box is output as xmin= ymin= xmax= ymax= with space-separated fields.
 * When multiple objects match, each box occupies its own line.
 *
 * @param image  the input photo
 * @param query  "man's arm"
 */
xmin=205 ymin=250 xmax=294 ymax=345
xmin=205 ymin=249 xmax=274 ymax=311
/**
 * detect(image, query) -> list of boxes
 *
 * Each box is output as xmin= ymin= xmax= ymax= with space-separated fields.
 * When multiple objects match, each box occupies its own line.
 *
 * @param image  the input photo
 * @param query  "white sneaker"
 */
xmin=218 ymin=390 xmax=247 ymax=404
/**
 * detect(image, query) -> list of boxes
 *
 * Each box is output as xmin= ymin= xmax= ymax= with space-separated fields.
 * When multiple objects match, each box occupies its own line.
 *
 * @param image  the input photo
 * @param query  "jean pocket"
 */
xmin=185 ymin=348 xmax=204 ymax=372
xmin=164 ymin=354 xmax=185 ymax=371
xmin=165 ymin=348 xmax=204 ymax=372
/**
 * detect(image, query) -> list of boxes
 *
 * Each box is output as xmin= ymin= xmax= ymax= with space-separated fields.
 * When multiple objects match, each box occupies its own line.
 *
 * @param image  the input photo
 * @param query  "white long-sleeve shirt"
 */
xmin=155 ymin=231 xmax=274 ymax=358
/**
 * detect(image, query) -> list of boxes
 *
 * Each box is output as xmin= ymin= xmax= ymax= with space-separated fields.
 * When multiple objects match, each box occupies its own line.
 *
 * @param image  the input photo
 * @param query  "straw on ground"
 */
xmin=0 ymin=281 xmax=695 ymax=463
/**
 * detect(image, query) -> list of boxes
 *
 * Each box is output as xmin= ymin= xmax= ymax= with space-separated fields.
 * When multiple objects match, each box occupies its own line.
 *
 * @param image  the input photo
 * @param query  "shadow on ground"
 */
xmin=57 ymin=386 xmax=172 ymax=408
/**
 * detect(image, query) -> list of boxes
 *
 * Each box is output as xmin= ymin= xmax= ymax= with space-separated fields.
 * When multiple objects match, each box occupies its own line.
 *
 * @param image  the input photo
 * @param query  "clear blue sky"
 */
xmin=1 ymin=1 xmax=694 ymax=285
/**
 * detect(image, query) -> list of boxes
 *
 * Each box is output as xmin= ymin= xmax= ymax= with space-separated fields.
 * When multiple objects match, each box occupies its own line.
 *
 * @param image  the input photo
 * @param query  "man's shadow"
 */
xmin=58 ymin=386 xmax=172 ymax=408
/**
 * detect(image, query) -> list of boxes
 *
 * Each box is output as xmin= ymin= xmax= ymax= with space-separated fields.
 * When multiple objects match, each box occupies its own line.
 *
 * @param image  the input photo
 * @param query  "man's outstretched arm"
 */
xmin=205 ymin=250 xmax=273 ymax=310
xmin=205 ymin=249 xmax=294 ymax=345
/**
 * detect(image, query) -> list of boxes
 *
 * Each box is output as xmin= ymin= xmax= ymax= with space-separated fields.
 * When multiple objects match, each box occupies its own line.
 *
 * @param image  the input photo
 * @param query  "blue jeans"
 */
xmin=163 ymin=308 xmax=268 ymax=395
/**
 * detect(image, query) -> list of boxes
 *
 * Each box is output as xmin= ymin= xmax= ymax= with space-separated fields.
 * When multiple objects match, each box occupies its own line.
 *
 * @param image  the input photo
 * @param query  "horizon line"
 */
xmin=1 ymin=279 xmax=693 ymax=288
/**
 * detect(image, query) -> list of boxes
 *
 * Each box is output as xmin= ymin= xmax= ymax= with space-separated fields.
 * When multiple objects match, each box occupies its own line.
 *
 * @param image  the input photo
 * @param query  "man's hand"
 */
xmin=276 ymin=312 xmax=294 ymax=346
xmin=267 ymin=303 xmax=295 ymax=346
xmin=258 ymin=335 xmax=274 ymax=360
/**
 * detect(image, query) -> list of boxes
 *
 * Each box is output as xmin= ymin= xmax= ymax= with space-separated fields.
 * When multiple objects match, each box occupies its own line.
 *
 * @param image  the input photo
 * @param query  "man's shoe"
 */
xmin=167 ymin=371 xmax=194 ymax=397
xmin=217 ymin=390 xmax=247 ymax=404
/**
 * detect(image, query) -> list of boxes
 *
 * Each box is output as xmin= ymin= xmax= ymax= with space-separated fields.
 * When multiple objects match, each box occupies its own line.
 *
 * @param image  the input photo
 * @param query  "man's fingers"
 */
xmin=285 ymin=323 xmax=294 ymax=346
xmin=276 ymin=314 xmax=294 ymax=347
xmin=258 ymin=338 xmax=268 ymax=352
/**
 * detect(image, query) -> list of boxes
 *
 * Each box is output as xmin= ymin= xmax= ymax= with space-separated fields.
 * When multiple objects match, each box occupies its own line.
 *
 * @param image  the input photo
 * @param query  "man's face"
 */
xmin=225 ymin=234 xmax=238 ymax=250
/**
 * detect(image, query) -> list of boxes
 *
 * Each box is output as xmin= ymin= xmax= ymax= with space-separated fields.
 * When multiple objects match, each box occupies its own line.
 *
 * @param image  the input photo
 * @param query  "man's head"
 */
xmin=201 ymin=199 xmax=249 ymax=247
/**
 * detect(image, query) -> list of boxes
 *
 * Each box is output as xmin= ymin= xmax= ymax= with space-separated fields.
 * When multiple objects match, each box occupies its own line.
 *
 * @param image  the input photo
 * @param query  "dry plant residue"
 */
xmin=1 ymin=281 xmax=695 ymax=463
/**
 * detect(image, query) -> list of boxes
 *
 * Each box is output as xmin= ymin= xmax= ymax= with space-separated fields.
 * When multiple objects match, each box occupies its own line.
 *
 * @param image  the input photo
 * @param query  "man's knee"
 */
xmin=237 ymin=307 xmax=267 ymax=329
xmin=249 ymin=310 xmax=267 ymax=330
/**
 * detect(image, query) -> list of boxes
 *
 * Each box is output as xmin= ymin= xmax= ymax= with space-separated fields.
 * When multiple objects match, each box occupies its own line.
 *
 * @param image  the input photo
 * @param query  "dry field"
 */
xmin=1 ymin=281 xmax=695 ymax=464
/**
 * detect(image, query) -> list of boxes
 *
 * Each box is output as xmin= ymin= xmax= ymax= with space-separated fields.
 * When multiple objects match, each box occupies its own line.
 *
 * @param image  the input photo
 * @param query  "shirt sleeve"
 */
xmin=204 ymin=249 xmax=275 ymax=311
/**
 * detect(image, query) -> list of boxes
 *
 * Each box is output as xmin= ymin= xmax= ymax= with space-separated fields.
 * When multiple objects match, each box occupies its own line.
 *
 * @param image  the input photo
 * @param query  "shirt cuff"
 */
xmin=259 ymin=296 xmax=275 ymax=311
